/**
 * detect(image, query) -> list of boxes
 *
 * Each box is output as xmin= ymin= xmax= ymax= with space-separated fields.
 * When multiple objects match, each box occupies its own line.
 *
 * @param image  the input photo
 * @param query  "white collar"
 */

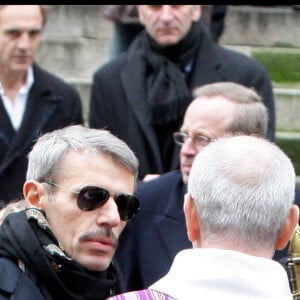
xmin=150 ymin=248 xmax=292 ymax=300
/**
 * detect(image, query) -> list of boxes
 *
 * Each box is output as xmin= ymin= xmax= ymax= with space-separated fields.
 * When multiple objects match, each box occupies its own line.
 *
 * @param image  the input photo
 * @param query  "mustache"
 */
xmin=79 ymin=227 xmax=118 ymax=245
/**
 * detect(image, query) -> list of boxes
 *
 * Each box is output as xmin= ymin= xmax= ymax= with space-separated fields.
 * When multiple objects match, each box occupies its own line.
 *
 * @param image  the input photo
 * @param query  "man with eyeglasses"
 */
xmin=115 ymin=81 xmax=278 ymax=292
xmin=0 ymin=125 xmax=140 ymax=299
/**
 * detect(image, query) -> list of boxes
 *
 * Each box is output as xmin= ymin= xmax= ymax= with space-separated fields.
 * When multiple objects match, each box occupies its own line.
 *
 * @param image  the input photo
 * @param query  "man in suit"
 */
xmin=89 ymin=5 xmax=275 ymax=181
xmin=115 ymin=82 xmax=298 ymax=291
xmin=0 ymin=5 xmax=83 ymax=206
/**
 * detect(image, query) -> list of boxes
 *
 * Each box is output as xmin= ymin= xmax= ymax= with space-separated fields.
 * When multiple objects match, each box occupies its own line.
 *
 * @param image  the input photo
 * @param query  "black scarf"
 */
xmin=0 ymin=208 xmax=124 ymax=300
xmin=128 ymin=21 xmax=203 ymax=126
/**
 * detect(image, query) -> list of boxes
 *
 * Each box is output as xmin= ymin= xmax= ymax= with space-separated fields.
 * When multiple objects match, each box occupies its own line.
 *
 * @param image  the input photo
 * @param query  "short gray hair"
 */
xmin=26 ymin=125 xmax=139 ymax=184
xmin=193 ymin=82 xmax=268 ymax=137
xmin=188 ymin=135 xmax=295 ymax=252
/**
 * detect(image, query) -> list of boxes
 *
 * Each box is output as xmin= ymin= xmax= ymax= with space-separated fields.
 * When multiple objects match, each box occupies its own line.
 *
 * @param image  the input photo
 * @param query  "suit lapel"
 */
xmin=154 ymin=214 xmax=191 ymax=261
xmin=121 ymin=56 xmax=163 ymax=170
xmin=153 ymin=180 xmax=191 ymax=259
xmin=0 ymin=99 xmax=16 ymax=167
xmin=190 ymin=33 xmax=225 ymax=89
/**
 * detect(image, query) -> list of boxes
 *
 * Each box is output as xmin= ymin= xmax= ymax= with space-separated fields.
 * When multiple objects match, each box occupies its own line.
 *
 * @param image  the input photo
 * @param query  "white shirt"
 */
xmin=0 ymin=67 xmax=34 ymax=130
xmin=150 ymin=248 xmax=292 ymax=300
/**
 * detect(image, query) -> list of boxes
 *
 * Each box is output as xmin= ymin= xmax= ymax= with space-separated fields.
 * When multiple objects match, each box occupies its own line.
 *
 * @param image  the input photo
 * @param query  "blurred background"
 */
xmin=36 ymin=5 xmax=300 ymax=185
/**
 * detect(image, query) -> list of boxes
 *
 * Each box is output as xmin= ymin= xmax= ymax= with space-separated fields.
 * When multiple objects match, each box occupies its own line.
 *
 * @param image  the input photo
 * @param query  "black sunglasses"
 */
xmin=44 ymin=182 xmax=140 ymax=221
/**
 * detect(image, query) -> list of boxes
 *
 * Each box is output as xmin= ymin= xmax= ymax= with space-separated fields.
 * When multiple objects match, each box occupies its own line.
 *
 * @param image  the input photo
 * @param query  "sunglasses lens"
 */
xmin=115 ymin=194 xmax=140 ymax=221
xmin=77 ymin=186 xmax=140 ymax=220
xmin=77 ymin=187 xmax=109 ymax=211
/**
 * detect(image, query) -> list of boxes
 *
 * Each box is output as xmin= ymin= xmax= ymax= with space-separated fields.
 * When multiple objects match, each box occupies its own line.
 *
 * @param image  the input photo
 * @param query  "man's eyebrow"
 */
xmin=4 ymin=27 xmax=42 ymax=32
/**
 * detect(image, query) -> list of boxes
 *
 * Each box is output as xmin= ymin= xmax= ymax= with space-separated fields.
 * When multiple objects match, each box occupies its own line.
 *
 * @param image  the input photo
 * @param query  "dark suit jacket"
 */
xmin=0 ymin=63 xmax=83 ymax=206
xmin=116 ymin=171 xmax=300 ymax=291
xmin=89 ymin=23 xmax=275 ymax=179
xmin=0 ymin=258 xmax=43 ymax=300
xmin=115 ymin=171 xmax=190 ymax=290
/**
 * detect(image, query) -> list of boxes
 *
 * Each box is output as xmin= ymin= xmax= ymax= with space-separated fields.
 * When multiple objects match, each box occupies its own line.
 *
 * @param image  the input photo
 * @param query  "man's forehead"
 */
xmin=181 ymin=96 xmax=236 ymax=131
xmin=0 ymin=5 xmax=43 ymax=26
xmin=187 ymin=95 xmax=236 ymax=116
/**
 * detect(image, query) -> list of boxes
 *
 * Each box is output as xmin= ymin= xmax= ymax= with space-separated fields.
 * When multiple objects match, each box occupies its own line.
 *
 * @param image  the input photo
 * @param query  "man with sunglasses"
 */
xmin=0 ymin=125 xmax=140 ymax=299
xmin=115 ymin=81 xmax=296 ymax=292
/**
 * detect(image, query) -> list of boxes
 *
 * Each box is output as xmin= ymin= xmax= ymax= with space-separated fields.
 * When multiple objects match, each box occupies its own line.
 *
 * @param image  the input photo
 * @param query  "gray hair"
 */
xmin=26 ymin=125 xmax=139 ymax=184
xmin=193 ymin=82 xmax=268 ymax=137
xmin=188 ymin=135 xmax=295 ymax=252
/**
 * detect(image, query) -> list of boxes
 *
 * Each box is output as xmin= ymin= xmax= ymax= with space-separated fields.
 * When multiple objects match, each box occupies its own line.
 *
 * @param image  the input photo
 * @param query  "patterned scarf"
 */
xmin=0 ymin=208 xmax=123 ymax=300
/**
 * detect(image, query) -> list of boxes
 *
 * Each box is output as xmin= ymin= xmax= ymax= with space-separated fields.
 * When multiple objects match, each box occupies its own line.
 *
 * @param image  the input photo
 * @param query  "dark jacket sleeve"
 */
xmin=0 ymin=258 xmax=44 ymax=300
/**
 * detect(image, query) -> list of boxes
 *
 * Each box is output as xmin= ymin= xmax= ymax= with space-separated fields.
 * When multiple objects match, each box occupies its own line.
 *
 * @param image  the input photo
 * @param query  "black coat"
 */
xmin=0 ymin=63 xmax=83 ymax=206
xmin=0 ymin=258 xmax=43 ymax=299
xmin=115 ymin=171 xmax=190 ymax=290
xmin=89 ymin=25 xmax=275 ymax=179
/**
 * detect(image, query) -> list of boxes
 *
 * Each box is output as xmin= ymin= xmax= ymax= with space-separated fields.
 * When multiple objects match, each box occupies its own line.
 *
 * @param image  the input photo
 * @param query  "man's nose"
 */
xmin=16 ymin=33 xmax=31 ymax=49
xmin=181 ymin=137 xmax=198 ymax=155
xmin=96 ymin=197 xmax=121 ymax=227
xmin=160 ymin=5 xmax=174 ymax=22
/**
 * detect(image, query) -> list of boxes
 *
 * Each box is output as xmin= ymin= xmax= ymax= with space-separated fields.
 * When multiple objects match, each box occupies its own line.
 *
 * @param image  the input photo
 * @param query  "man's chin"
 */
xmin=16 ymin=64 xmax=31 ymax=70
xmin=157 ymin=36 xmax=181 ymax=47
xmin=78 ymin=256 xmax=111 ymax=272
xmin=12 ymin=61 xmax=32 ymax=72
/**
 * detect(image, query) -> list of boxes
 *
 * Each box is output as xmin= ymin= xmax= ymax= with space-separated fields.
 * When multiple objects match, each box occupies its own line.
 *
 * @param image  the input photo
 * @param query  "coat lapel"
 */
xmin=153 ymin=180 xmax=191 ymax=260
xmin=121 ymin=53 xmax=163 ymax=171
xmin=190 ymin=31 xmax=225 ymax=90
xmin=0 ymin=99 xmax=15 ymax=161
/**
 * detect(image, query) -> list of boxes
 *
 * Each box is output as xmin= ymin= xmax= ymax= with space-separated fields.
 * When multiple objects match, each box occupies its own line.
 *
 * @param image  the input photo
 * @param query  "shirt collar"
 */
xmin=0 ymin=67 xmax=34 ymax=96
xmin=19 ymin=66 xmax=34 ymax=95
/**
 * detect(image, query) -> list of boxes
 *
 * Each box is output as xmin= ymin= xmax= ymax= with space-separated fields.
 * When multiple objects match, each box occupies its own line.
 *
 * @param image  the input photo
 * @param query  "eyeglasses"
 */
xmin=173 ymin=132 xmax=211 ymax=149
xmin=44 ymin=182 xmax=140 ymax=221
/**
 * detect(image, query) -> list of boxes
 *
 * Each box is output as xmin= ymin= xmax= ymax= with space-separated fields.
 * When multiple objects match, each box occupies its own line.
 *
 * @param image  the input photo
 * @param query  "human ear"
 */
xmin=23 ymin=180 xmax=46 ymax=209
xmin=275 ymin=205 xmax=300 ymax=250
xmin=137 ymin=5 xmax=145 ymax=25
xmin=183 ymin=193 xmax=200 ymax=242
xmin=192 ymin=5 xmax=201 ymax=21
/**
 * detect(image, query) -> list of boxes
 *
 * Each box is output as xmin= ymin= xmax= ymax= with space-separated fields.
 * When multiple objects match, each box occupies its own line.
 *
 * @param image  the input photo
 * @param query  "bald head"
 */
xmin=186 ymin=135 xmax=298 ymax=256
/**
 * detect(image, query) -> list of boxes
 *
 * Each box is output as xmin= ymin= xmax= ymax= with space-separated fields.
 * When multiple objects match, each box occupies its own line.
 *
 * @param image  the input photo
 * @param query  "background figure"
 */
xmin=115 ymin=82 xmax=275 ymax=291
xmin=0 ymin=125 xmax=140 ymax=299
xmin=90 ymin=5 xmax=275 ymax=181
xmin=110 ymin=135 xmax=299 ymax=299
xmin=0 ymin=199 xmax=25 ymax=224
xmin=0 ymin=5 xmax=83 ymax=207
xmin=103 ymin=5 xmax=227 ymax=60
